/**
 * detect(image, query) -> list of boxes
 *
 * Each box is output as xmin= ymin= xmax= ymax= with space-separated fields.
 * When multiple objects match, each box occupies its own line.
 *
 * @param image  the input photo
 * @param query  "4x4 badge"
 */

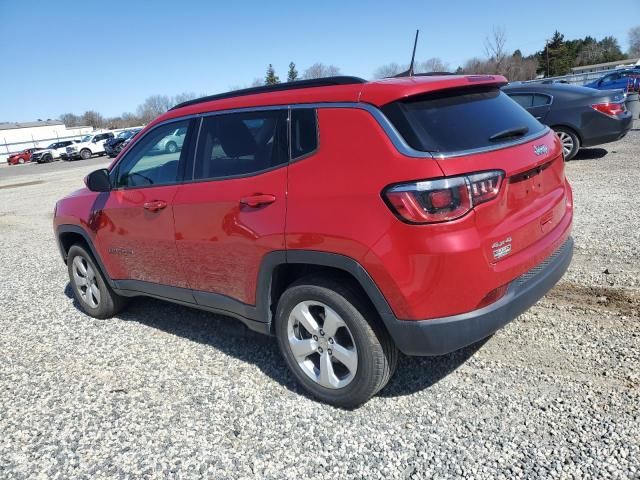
xmin=492 ymin=237 xmax=512 ymax=260
xmin=534 ymin=144 xmax=549 ymax=156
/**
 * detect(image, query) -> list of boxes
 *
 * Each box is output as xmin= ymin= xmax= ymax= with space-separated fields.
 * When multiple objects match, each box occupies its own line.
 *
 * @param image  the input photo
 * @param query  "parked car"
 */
xmin=152 ymin=126 xmax=186 ymax=154
xmin=104 ymin=129 xmax=142 ymax=158
xmin=31 ymin=140 xmax=80 ymax=163
xmin=6 ymin=147 xmax=39 ymax=165
xmin=54 ymin=75 xmax=574 ymax=407
xmin=60 ymin=132 xmax=114 ymax=160
xmin=503 ymin=83 xmax=633 ymax=160
xmin=584 ymin=68 xmax=640 ymax=92
xmin=119 ymin=129 xmax=143 ymax=151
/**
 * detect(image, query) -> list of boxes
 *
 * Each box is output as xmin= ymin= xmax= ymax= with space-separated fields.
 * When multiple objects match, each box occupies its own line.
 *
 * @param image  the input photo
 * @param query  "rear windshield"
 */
xmin=382 ymin=87 xmax=545 ymax=153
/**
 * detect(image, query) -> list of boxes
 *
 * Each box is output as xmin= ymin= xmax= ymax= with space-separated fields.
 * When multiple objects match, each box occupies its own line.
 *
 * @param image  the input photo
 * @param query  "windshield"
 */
xmin=47 ymin=143 xmax=57 ymax=148
xmin=382 ymin=87 xmax=545 ymax=153
xmin=81 ymin=135 xmax=92 ymax=142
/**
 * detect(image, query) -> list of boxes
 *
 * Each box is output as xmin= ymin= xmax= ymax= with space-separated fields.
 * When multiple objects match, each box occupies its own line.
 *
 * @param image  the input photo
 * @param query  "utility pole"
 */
xmin=546 ymin=40 xmax=550 ymax=78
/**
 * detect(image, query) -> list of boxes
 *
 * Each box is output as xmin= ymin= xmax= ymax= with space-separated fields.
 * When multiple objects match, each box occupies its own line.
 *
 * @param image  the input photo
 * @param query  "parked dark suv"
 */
xmin=54 ymin=76 xmax=573 ymax=407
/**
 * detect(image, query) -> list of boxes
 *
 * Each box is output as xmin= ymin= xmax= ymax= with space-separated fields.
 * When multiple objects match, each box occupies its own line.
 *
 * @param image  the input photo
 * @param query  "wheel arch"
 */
xmin=56 ymin=224 xmax=115 ymax=288
xmin=260 ymin=251 xmax=397 ymax=337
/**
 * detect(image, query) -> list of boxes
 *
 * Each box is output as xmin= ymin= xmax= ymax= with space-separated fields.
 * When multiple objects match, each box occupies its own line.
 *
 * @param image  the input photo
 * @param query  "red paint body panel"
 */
xmin=286 ymin=108 xmax=572 ymax=320
xmin=94 ymin=186 xmax=186 ymax=287
xmin=56 ymin=74 xmax=572 ymax=330
xmin=172 ymin=168 xmax=287 ymax=304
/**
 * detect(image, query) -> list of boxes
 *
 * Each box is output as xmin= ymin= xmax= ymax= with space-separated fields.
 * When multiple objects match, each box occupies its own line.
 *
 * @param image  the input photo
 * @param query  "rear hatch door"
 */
xmin=379 ymin=84 xmax=568 ymax=263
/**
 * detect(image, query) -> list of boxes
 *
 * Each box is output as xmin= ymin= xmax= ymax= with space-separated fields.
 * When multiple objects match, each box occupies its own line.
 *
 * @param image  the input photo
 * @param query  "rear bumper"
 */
xmin=386 ymin=237 xmax=573 ymax=356
xmin=580 ymin=112 xmax=633 ymax=147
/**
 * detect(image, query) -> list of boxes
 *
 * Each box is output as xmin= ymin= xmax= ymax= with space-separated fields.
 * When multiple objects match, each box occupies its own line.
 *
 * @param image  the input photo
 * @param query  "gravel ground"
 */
xmin=0 ymin=127 xmax=639 ymax=479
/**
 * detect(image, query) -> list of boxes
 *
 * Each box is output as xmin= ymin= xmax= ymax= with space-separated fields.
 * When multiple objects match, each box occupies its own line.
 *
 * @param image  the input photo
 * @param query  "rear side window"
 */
xmin=291 ymin=108 xmax=318 ymax=159
xmin=382 ymin=87 xmax=545 ymax=153
xmin=193 ymin=110 xmax=288 ymax=180
xmin=508 ymin=94 xmax=533 ymax=108
xmin=532 ymin=94 xmax=551 ymax=106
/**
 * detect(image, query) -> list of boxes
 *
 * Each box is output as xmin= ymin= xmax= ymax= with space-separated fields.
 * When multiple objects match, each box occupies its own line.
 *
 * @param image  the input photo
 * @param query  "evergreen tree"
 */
xmin=287 ymin=62 xmax=299 ymax=82
xmin=537 ymin=31 xmax=572 ymax=77
xmin=265 ymin=64 xmax=280 ymax=85
xmin=537 ymin=31 xmax=627 ymax=77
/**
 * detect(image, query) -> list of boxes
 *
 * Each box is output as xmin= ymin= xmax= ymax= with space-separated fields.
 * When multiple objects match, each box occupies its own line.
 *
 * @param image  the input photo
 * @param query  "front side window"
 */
xmin=193 ymin=110 xmax=287 ymax=180
xmin=291 ymin=108 xmax=318 ymax=159
xmin=115 ymin=120 xmax=190 ymax=188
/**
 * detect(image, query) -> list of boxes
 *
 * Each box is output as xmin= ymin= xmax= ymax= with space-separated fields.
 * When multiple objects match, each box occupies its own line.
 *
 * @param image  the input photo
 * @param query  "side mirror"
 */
xmin=85 ymin=168 xmax=112 ymax=192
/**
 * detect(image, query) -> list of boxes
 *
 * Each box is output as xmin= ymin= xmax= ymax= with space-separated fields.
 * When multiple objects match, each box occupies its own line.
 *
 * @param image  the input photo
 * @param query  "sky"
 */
xmin=1 ymin=0 xmax=639 ymax=122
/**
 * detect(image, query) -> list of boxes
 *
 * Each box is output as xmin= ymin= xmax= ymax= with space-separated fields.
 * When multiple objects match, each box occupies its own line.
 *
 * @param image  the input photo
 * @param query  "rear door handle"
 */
xmin=143 ymin=200 xmax=168 ymax=212
xmin=239 ymin=194 xmax=276 ymax=208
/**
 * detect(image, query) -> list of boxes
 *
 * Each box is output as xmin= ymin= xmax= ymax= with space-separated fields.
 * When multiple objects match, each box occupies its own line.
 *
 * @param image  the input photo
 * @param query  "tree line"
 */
xmin=59 ymin=92 xmax=203 ymax=130
xmin=58 ymin=26 xmax=639 ymax=129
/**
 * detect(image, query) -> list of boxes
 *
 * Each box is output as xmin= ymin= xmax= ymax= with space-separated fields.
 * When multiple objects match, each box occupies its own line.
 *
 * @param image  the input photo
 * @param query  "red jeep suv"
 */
xmin=54 ymin=75 xmax=573 ymax=407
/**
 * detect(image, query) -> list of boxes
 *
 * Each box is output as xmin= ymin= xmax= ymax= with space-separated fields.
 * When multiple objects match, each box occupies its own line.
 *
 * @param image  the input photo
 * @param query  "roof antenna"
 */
xmin=395 ymin=30 xmax=419 ymax=77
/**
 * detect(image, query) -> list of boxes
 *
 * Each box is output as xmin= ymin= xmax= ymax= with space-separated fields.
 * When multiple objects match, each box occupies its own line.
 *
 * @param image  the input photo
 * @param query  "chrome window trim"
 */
xmin=430 ymin=127 xmax=550 ymax=159
xmin=506 ymin=91 xmax=554 ymax=107
xmin=126 ymin=101 xmax=552 ymax=164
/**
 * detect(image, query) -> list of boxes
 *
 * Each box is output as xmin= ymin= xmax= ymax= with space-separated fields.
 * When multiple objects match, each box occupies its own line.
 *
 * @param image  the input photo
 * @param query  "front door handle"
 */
xmin=143 ymin=200 xmax=168 ymax=212
xmin=240 ymin=194 xmax=276 ymax=208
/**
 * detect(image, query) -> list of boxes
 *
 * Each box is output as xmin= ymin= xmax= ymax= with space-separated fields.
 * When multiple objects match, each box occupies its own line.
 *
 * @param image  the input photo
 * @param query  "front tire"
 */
xmin=554 ymin=127 xmax=580 ymax=161
xmin=80 ymin=149 xmax=92 ymax=160
xmin=67 ymin=244 xmax=126 ymax=319
xmin=43 ymin=154 xmax=53 ymax=163
xmin=275 ymin=275 xmax=398 ymax=408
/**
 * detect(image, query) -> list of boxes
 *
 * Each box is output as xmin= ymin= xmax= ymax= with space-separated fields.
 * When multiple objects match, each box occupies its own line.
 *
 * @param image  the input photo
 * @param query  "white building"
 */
xmin=0 ymin=121 xmax=93 ymax=162
xmin=570 ymin=58 xmax=640 ymax=75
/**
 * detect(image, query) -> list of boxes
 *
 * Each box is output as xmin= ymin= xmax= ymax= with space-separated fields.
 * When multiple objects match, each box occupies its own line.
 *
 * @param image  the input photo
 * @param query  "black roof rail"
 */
xmin=391 ymin=71 xmax=455 ymax=78
xmin=412 ymin=71 xmax=456 ymax=76
xmin=170 ymin=76 xmax=368 ymax=110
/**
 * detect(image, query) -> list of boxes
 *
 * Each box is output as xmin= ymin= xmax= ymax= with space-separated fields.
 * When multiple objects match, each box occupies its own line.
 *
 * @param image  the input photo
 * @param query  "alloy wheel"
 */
xmin=287 ymin=300 xmax=358 ymax=389
xmin=556 ymin=131 xmax=574 ymax=158
xmin=72 ymin=256 xmax=101 ymax=308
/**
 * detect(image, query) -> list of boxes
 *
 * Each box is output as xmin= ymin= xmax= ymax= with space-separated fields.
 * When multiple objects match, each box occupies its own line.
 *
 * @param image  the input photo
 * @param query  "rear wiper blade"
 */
xmin=489 ymin=126 xmax=529 ymax=142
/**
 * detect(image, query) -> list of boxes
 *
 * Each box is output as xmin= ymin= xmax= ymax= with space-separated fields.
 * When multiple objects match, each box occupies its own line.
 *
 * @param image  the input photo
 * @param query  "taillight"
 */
xmin=383 ymin=170 xmax=504 ymax=224
xmin=591 ymin=101 xmax=626 ymax=118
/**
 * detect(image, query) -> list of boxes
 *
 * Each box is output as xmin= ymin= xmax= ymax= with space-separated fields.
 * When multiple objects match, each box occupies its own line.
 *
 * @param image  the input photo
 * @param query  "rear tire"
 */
xmin=275 ymin=275 xmax=398 ymax=408
xmin=553 ymin=127 xmax=580 ymax=161
xmin=67 ymin=244 xmax=126 ymax=319
xmin=18 ymin=158 xmax=24 ymax=164
xmin=80 ymin=149 xmax=92 ymax=160
xmin=165 ymin=141 xmax=177 ymax=154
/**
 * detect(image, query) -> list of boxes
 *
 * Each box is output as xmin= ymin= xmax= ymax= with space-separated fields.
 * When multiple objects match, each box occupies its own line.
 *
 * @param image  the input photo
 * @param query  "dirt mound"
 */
xmin=545 ymin=282 xmax=640 ymax=316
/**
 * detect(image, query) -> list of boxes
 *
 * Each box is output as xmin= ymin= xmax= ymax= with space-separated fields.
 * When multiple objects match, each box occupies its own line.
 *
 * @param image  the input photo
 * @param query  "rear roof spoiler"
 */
xmin=360 ymin=75 xmax=509 ymax=107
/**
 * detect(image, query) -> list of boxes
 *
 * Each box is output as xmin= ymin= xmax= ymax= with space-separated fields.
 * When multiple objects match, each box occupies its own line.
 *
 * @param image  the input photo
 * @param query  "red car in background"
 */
xmin=7 ymin=147 xmax=40 ymax=165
